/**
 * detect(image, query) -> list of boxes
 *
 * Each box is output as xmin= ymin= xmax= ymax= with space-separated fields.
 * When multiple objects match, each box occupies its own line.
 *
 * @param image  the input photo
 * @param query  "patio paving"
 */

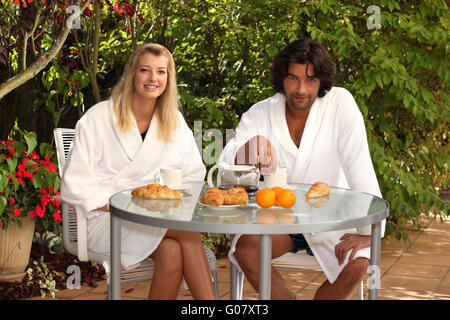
xmin=26 ymin=214 xmax=450 ymax=300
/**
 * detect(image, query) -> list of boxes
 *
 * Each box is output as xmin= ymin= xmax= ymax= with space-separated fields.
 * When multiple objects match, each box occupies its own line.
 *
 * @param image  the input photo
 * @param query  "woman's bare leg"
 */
xmin=147 ymin=238 xmax=183 ymax=299
xmin=165 ymin=229 xmax=216 ymax=300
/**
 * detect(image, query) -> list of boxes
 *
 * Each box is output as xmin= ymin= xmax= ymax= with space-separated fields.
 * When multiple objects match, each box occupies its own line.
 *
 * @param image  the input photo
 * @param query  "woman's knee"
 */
xmin=153 ymin=238 xmax=183 ymax=271
xmin=166 ymin=229 xmax=202 ymax=243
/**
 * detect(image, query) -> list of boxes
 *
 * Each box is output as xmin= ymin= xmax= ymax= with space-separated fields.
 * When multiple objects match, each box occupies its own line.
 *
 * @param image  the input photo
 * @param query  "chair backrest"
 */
xmin=53 ymin=128 xmax=79 ymax=257
xmin=54 ymin=128 xmax=75 ymax=177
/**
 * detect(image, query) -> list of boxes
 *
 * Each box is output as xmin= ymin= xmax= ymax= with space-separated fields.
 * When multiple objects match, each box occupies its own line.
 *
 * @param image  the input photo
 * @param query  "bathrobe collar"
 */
xmin=269 ymin=93 xmax=323 ymax=181
xmin=109 ymin=101 xmax=163 ymax=164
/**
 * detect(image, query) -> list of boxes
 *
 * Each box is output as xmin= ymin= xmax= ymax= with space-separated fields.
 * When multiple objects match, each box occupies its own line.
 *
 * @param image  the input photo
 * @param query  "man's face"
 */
xmin=283 ymin=62 xmax=321 ymax=111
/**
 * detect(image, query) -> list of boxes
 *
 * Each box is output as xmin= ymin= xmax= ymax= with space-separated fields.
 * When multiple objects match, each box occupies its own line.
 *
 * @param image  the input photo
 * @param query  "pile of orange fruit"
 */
xmin=256 ymin=187 xmax=296 ymax=208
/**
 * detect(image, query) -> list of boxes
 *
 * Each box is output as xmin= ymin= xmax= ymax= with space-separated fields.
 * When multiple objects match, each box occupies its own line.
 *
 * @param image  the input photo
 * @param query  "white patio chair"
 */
xmin=230 ymin=238 xmax=365 ymax=300
xmin=53 ymin=128 xmax=219 ymax=299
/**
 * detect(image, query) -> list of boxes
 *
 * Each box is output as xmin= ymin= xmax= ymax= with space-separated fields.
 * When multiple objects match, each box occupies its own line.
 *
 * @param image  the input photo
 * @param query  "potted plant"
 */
xmin=0 ymin=128 xmax=62 ymax=282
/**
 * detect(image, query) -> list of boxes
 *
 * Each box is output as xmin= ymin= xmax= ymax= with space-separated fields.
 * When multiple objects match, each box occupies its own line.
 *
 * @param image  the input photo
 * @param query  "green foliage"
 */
xmin=0 ymin=127 xmax=62 ymax=233
xmin=201 ymin=233 xmax=231 ymax=258
xmin=301 ymin=0 xmax=449 ymax=237
xmin=26 ymin=256 xmax=60 ymax=299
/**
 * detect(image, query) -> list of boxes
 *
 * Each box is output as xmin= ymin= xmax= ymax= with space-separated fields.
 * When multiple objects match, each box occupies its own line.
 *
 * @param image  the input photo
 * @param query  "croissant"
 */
xmin=305 ymin=182 xmax=330 ymax=198
xmin=200 ymin=187 xmax=249 ymax=206
xmin=201 ymin=188 xmax=224 ymax=206
xmin=306 ymin=195 xmax=330 ymax=208
xmin=222 ymin=187 xmax=249 ymax=205
xmin=132 ymin=183 xmax=183 ymax=200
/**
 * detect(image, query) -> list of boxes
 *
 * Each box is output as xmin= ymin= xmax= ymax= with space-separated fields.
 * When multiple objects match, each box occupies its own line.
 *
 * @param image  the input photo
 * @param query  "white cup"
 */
xmin=154 ymin=167 xmax=183 ymax=188
xmin=263 ymin=167 xmax=287 ymax=188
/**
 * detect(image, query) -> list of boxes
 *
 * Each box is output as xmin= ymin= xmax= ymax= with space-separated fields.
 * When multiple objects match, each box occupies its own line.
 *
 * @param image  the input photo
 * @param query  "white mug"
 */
xmin=263 ymin=167 xmax=287 ymax=188
xmin=154 ymin=167 xmax=183 ymax=188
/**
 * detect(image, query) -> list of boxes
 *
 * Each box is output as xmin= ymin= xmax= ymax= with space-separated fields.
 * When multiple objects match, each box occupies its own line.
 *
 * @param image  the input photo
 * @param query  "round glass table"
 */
xmin=109 ymin=181 xmax=389 ymax=300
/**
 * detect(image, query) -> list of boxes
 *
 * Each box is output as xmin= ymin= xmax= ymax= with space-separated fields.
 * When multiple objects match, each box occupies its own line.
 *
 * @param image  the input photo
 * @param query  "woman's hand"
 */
xmin=235 ymin=135 xmax=278 ymax=175
xmin=335 ymin=233 xmax=371 ymax=265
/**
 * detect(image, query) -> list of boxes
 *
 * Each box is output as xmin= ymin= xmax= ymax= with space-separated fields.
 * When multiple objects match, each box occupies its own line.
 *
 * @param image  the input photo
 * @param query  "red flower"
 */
xmin=13 ymin=208 xmax=21 ymax=217
xmin=84 ymin=7 xmax=92 ymax=17
xmin=41 ymin=194 xmax=51 ymax=207
xmin=8 ymin=197 xmax=15 ymax=205
xmin=71 ymin=49 xmax=81 ymax=55
xmin=53 ymin=211 xmax=61 ymax=222
xmin=35 ymin=205 xmax=45 ymax=218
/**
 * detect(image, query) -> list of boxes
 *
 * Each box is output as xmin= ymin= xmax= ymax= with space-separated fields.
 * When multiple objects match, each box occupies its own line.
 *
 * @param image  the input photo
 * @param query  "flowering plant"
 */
xmin=0 ymin=129 xmax=61 ymax=233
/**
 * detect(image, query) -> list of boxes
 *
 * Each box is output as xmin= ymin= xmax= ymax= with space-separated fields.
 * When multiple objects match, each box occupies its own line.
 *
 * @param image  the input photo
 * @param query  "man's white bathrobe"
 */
xmin=61 ymin=100 xmax=206 ymax=269
xmin=220 ymin=87 xmax=386 ymax=283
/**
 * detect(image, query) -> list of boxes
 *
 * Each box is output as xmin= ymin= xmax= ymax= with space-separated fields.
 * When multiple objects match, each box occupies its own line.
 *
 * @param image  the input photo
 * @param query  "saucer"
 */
xmin=199 ymin=203 xmax=244 ymax=211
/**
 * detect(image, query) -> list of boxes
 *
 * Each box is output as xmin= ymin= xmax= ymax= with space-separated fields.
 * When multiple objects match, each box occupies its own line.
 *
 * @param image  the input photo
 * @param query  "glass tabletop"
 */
xmin=109 ymin=181 xmax=389 ymax=234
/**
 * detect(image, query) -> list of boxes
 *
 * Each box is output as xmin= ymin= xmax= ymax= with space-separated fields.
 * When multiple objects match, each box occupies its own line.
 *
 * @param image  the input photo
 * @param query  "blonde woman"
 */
xmin=61 ymin=43 xmax=215 ymax=299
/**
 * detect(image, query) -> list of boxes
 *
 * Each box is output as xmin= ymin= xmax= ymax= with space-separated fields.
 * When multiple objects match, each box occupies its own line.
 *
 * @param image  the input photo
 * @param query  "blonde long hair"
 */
xmin=111 ymin=43 xmax=179 ymax=142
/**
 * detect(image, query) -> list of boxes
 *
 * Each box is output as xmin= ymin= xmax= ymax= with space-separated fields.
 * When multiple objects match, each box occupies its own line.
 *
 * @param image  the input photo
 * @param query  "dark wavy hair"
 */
xmin=271 ymin=39 xmax=335 ymax=98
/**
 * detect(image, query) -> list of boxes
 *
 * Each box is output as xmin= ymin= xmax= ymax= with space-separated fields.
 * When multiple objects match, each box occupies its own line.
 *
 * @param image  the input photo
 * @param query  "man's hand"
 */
xmin=335 ymin=233 xmax=371 ymax=265
xmin=235 ymin=135 xmax=278 ymax=175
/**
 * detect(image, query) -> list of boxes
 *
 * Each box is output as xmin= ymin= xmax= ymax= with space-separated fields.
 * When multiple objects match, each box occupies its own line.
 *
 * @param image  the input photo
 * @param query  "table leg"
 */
xmin=369 ymin=221 xmax=381 ymax=300
xmin=110 ymin=214 xmax=121 ymax=300
xmin=259 ymin=234 xmax=272 ymax=300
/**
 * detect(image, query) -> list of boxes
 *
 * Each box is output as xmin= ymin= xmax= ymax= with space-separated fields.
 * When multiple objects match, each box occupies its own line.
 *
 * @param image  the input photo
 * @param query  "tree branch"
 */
xmin=0 ymin=0 xmax=90 ymax=101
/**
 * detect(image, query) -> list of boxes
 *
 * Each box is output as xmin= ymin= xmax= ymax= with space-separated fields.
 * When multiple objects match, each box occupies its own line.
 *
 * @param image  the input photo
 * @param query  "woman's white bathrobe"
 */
xmin=220 ymin=87 xmax=386 ymax=283
xmin=61 ymin=100 xmax=206 ymax=269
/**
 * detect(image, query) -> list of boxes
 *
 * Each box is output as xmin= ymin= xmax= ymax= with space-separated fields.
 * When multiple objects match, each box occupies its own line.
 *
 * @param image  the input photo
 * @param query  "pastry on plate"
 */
xmin=132 ymin=197 xmax=183 ymax=211
xmin=305 ymin=182 xmax=330 ymax=198
xmin=306 ymin=195 xmax=330 ymax=208
xmin=222 ymin=187 xmax=249 ymax=205
xmin=201 ymin=187 xmax=225 ymax=206
xmin=200 ymin=187 xmax=249 ymax=206
xmin=132 ymin=183 xmax=183 ymax=200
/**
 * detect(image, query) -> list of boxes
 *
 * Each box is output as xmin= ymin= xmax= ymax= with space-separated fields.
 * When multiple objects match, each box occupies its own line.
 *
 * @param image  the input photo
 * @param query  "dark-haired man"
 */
xmin=219 ymin=39 xmax=385 ymax=299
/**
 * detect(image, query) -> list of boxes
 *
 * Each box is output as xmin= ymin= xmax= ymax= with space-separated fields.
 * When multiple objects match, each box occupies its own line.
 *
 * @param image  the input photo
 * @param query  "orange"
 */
xmin=256 ymin=189 xmax=277 ymax=208
xmin=276 ymin=189 xmax=296 ymax=208
xmin=271 ymin=186 xmax=284 ymax=196
xmin=271 ymin=186 xmax=284 ymax=205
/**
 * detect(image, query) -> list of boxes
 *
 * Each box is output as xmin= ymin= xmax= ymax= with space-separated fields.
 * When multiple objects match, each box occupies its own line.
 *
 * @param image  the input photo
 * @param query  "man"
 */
xmin=219 ymin=39 xmax=385 ymax=300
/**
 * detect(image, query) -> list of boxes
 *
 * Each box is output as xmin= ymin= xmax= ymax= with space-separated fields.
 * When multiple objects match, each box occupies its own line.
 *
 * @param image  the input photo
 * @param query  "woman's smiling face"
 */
xmin=133 ymin=52 xmax=168 ymax=101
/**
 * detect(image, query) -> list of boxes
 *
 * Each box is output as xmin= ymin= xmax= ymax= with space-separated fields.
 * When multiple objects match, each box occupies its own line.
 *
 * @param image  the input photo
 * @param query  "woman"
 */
xmin=61 ymin=43 xmax=215 ymax=300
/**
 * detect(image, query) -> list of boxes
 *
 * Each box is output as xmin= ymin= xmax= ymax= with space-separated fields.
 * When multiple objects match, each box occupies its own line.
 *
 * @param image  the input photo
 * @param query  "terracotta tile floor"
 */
xmin=26 ymin=214 xmax=450 ymax=300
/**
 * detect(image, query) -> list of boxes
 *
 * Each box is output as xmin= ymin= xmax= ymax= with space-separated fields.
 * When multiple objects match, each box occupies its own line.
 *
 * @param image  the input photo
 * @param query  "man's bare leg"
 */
xmin=234 ymin=234 xmax=296 ymax=300
xmin=313 ymin=257 xmax=369 ymax=300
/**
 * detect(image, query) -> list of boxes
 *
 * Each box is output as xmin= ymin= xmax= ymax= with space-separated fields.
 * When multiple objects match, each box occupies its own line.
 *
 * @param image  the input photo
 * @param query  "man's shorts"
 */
xmin=289 ymin=233 xmax=314 ymax=256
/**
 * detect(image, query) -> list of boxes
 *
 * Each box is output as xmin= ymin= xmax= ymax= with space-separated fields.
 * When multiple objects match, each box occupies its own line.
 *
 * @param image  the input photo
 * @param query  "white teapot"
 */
xmin=207 ymin=163 xmax=260 ymax=195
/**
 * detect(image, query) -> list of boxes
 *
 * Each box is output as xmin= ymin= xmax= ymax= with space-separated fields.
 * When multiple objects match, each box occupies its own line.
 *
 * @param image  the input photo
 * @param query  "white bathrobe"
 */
xmin=61 ymin=100 xmax=206 ymax=269
xmin=220 ymin=87 xmax=386 ymax=283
